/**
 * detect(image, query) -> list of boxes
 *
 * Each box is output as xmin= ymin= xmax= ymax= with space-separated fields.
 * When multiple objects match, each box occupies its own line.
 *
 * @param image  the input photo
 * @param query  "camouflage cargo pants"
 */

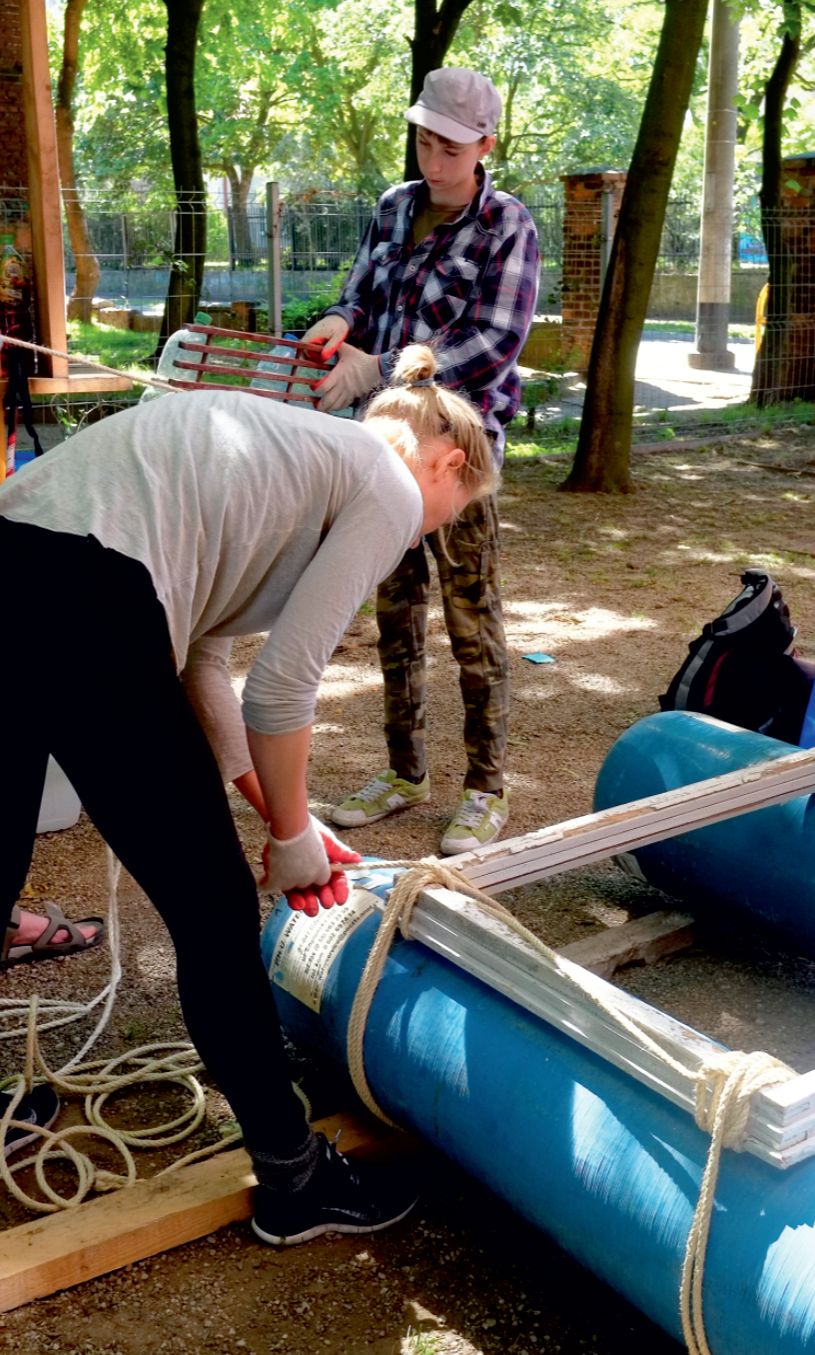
xmin=376 ymin=492 xmax=509 ymax=792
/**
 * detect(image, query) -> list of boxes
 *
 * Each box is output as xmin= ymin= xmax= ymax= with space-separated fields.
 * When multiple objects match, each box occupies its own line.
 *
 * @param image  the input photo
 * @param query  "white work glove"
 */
xmin=316 ymin=343 xmax=382 ymax=413
xmin=258 ymin=817 xmax=363 ymax=916
xmin=261 ymin=817 xmax=331 ymax=895
xmin=301 ymin=315 xmax=349 ymax=362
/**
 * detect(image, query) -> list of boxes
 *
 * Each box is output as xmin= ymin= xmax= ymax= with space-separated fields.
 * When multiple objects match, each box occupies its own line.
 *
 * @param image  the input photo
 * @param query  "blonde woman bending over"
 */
xmin=0 ymin=344 xmax=493 ymax=1247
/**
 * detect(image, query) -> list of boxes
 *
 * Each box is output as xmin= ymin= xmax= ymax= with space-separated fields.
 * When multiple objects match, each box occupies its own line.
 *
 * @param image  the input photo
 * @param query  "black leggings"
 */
xmin=0 ymin=518 xmax=308 ymax=1157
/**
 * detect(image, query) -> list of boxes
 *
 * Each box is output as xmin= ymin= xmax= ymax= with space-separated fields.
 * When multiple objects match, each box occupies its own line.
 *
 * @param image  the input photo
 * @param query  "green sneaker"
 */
xmin=439 ymin=789 xmax=509 ymax=855
xmin=331 ymin=770 xmax=431 ymax=828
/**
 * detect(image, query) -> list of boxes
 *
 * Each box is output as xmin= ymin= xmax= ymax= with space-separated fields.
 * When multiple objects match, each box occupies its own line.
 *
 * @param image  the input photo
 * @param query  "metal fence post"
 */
xmin=266 ymin=181 xmax=282 ymax=334
xmin=600 ymin=186 xmax=615 ymax=290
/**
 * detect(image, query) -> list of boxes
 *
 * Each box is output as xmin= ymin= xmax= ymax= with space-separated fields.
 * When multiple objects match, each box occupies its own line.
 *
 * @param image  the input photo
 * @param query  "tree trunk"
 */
xmin=55 ymin=0 xmax=99 ymax=325
xmin=226 ymin=170 xmax=255 ymax=269
xmin=158 ymin=0 xmax=207 ymax=359
xmin=751 ymin=2 xmax=803 ymax=407
xmin=404 ymin=0 xmax=474 ymax=180
xmin=560 ymin=0 xmax=709 ymax=494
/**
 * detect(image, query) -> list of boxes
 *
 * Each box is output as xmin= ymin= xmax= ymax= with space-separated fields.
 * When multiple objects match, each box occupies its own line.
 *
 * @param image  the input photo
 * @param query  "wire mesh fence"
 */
xmin=751 ymin=205 xmax=815 ymax=406
xmin=49 ymin=184 xmax=775 ymax=332
xmin=4 ymin=177 xmax=813 ymax=436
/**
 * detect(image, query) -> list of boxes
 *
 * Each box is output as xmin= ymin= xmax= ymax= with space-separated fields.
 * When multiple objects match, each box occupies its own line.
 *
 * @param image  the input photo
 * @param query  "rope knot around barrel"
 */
xmin=680 ymin=1048 xmax=796 ymax=1355
xmin=694 ymin=1048 xmax=796 ymax=1151
xmin=343 ymin=858 xmax=804 ymax=1355
xmin=346 ymin=857 xmax=501 ymax=1126
xmin=383 ymin=857 xmax=500 ymax=942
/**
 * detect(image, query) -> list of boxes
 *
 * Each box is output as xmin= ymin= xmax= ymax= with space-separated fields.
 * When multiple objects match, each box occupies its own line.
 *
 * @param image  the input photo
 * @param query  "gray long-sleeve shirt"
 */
xmin=0 ymin=390 xmax=423 ymax=745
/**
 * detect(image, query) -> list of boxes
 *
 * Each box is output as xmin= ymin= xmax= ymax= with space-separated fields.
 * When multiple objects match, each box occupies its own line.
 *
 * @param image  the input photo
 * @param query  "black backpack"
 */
xmin=658 ymin=568 xmax=814 ymax=744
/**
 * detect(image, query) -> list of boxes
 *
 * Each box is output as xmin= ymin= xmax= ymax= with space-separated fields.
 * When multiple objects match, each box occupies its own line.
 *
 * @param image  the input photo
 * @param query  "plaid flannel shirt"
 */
xmin=325 ymin=169 xmax=539 ymax=460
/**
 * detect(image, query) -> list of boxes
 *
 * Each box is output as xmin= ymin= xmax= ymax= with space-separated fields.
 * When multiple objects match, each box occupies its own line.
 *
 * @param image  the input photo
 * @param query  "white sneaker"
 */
xmin=439 ymin=789 xmax=509 ymax=855
xmin=332 ymin=770 xmax=431 ymax=827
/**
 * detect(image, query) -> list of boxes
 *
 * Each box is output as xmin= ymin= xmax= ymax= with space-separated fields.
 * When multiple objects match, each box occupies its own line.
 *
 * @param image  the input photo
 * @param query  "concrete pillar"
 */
xmin=689 ymin=0 xmax=740 ymax=372
xmin=560 ymin=169 xmax=626 ymax=371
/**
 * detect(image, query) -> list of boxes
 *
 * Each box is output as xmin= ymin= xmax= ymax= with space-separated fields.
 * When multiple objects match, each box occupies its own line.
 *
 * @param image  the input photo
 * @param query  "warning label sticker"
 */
xmin=268 ymin=891 xmax=376 ymax=1013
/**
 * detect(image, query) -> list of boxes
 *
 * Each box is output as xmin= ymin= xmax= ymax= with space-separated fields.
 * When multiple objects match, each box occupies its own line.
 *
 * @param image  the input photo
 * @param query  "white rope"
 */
xmin=0 ymin=331 xmax=178 ymax=393
xmin=679 ymin=1049 xmax=794 ymax=1355
xmin=345 ymin=859 xmax=796 ymax=1355
xmin=0 ymin=847 xmax=236 ymax=1213
xmin=1 ymin=845 xmax=320 ymax=1213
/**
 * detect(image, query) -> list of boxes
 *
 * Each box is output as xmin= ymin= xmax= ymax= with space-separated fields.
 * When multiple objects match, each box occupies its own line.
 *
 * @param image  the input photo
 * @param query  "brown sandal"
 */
xmin=2 ymin=901 xmax=106 ymax=968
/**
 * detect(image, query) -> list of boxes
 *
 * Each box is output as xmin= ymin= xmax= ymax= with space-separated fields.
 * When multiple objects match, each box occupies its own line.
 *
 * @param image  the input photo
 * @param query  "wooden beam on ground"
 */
xmin=558 ymin=910 xmax=695 ymax=980
xmin=0 ymin=1112 xmax=404 ymax=1314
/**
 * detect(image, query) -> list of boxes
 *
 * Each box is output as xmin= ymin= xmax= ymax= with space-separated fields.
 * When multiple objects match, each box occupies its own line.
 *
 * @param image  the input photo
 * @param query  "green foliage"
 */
xmin=505 ymin=416 xmax=581 ymax=461
xmin=454 ymin=0 xmax=663 ymax=192
xmin=520 ymin=375 xmax=562 ymax=429
xmin=279 ymin=277 xmax=346 ymax=335
xmin=45 ymin=0 xmax=815 ymax=228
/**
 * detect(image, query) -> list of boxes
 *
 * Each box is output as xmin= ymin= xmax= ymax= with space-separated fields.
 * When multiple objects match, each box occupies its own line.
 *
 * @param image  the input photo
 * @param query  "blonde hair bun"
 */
xmin=391 ymin=344 xmax=438 ymax=388
xmin=364 ymin=343 xmax=498 ymax=503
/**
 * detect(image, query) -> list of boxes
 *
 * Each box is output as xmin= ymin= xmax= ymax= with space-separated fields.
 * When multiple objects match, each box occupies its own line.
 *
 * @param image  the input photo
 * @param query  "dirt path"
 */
xmin=2 ymin=424 xmax=815 ymax=1354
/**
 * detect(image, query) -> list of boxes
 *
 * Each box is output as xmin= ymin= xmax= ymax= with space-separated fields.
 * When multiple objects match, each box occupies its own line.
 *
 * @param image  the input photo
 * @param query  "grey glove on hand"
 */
xmin=263 ymin=817 xmax=331 ymax=894
xmin=317 ymin=344 xmax=381 ymax=412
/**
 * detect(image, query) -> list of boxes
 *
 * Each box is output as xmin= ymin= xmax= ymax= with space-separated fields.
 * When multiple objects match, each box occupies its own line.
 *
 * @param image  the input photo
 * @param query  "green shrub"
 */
xmin=280 ymin=277 xmax=346 ymax=335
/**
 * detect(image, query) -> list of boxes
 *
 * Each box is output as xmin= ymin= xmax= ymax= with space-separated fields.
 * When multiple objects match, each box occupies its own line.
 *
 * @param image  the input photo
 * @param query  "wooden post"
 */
xmin=266 ymin=181 xmax=282 ymax=335
xmin=20 ymin=0 xmax=67 ymax=377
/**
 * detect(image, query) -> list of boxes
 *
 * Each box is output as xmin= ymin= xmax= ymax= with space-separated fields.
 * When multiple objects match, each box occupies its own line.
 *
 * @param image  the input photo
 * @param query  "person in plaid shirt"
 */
xmin=305 ymin=67 xmax=539 ymax=854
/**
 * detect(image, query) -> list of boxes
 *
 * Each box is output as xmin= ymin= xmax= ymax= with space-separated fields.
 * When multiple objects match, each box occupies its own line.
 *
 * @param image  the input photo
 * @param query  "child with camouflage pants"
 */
xmin=304 ymin=68 xmax=539 ymax=853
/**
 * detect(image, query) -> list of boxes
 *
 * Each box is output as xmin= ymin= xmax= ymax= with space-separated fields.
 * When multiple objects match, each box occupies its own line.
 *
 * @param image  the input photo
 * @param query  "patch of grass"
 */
xmin=505 ymin=417 xmax=580 ymax=462
xmin=632 ymin=398 xmax=815 ymax=445
xmin=402 ymin=1330 xmax=439 ymax=1355
xmin=121 ymin=1021 xmax=151 ymax=1043
xmin=698 ymin=398 xmax=815 ymax=427
xmin=67 ymin=319 xmax=156 ymax=373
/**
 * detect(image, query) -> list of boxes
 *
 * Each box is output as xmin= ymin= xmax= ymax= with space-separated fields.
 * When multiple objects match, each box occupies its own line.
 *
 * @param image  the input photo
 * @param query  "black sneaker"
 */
xmin=1 ymin=1083 xmax=60 ymax=1158
xmin=251 ymin=1134 xmax=419 ymax=1247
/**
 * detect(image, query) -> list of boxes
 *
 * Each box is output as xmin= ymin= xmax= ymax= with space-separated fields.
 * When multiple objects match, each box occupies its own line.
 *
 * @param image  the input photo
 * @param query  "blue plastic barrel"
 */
xmin=261 ymin=870 xmax=815 ymax=1353
xmin=593 ymin=710 xmax=815 ymax=952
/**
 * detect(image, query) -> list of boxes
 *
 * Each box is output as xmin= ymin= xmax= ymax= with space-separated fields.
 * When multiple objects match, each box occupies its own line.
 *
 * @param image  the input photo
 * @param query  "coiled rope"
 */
xmin=344 ymin=858 xmax=796 ymax=1355
xmin=0 ymin=850 xmax=239 ymax=1214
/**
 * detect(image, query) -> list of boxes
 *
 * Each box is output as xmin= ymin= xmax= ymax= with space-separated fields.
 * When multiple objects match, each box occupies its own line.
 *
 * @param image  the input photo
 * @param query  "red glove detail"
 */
xmin=282 ymin=819 xmax=360 ymax=916
xmin=285 ymin=866 xmax=351 ymax=917
xmin=317 ymin=822 xmax=362 ymax=868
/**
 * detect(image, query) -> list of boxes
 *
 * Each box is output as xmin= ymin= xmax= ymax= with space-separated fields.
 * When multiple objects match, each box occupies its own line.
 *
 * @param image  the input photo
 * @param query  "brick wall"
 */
xmin=560 ymin=170 xmax=625 ymax=371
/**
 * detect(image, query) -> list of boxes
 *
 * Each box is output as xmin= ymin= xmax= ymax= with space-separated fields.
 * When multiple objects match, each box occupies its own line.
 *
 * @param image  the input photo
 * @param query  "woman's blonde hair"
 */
xmin=363 ymin=345 xmax=498 ymax=500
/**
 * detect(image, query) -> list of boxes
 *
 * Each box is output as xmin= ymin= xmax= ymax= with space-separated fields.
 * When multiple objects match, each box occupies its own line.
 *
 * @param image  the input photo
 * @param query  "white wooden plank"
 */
xmin=447 ymin=746 xmax=815 ymax=895
xmin=387 ymin=886 xmax=815 ymax=1169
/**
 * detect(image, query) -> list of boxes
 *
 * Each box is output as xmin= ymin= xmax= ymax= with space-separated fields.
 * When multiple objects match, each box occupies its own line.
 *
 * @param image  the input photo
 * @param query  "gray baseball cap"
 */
xmin=405 ymin=68 xmax=501 ymax=144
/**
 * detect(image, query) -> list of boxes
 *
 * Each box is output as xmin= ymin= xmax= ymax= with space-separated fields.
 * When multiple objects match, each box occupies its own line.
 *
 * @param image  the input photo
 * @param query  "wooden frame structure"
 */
xmin=1 ymin=0 xmax=130 ymax=396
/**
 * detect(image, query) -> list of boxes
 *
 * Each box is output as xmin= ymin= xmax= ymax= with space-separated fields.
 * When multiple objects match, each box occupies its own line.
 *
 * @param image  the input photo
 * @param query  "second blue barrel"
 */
xmin=593 ymin=710 xmax=815 ymax=953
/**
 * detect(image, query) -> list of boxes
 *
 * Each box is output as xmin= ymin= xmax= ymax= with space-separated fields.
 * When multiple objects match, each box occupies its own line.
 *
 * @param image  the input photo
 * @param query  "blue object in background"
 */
xmin=261 ymin=866 xmax=815 ymax=1352
xmin=737 ymin=234 xmax=769 ymax=267
xmin=594 ymin=710 xmax=815 ymax=953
